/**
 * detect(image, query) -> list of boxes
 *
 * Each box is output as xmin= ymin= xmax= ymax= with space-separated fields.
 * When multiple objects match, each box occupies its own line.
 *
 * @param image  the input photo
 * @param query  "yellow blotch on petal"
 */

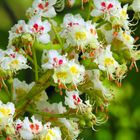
xmin=120 ymin=9 xmax=127 ymax=18
xmin=70 ymin=66 xmax=79 ymax=74
xmin=104 ymin=58 xmax=114 ymax=66
xmin=56 ymin=71 xmax=68 ymax=79
xmin=0 ymin=108 xmax=11 ymax=116
xmin=41 ymin=129 xmax=56 ymax=140
xmin=122 ymin=32 xmax=130 ymax=41
xmin=10 ymin=60 xmax=19 ymax=66
xmin=75 ymin=31 xmax=86 ymax=40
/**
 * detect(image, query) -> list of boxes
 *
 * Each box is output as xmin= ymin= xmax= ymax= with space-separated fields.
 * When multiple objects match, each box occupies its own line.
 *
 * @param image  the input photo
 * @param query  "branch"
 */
xmin=15 ymin=70 xmax=53 ymax=118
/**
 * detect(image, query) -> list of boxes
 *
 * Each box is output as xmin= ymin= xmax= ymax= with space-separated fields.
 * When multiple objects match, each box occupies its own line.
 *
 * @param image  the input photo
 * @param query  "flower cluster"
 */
xmin=42 ymin=50 xmax=85 ymax=88
xmin=61 ymin=14 xmax=99 ymax=51
xmin=0 ymin=101 xmax=62 ymax=140
xmin=0 ymin=0 xmax=140 ymax=139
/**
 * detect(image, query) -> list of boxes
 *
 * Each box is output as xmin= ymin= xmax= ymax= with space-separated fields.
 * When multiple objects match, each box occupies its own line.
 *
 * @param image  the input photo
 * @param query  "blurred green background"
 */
xmin=0 ymin=0 xmax=140 ymax=140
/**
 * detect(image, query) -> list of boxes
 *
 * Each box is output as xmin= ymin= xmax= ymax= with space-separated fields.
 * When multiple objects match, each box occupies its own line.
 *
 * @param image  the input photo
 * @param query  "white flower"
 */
xmin=0 ymin=101 xmax=15 ymax=127
xmin=28 ymin=15 xmax=51 ymax=44
xmin=42 ymin=50 xmax=67 ymax=70
xmin=61 ymin=14 xmax=99 ymax=51
xmin=94 ymin=45 xmax=119 ymax=78
xmin=26 ymin=0 xmax=57 ymax=18
xmin=91 ymin=0 xmax=121 ymax=21
xmin=131 ymin=0 xmax=140 ymax=13
xmin=53 ymin=60 xmax=85 ymax=86
xmin=15 ymin=116 xmax=43 ymax=140
xmin=65 ymin=90 xmax=82 ymax=109
xmin=117 ymin=30 xmax=134 ymax=50
xmin=1 ymin=49 xmax=30 ymax=72
xmin=8 ymin=20 xmax=29 ymax=45
xmin=41 ymin=126 xmax=62 ymax=140
xmin=53 ymin=64 xmax=72 ymax=84
xmin=118 ymin=4 xmax=129 ymax=30
xmin=68 ymin=60 xmax=85 ymax=85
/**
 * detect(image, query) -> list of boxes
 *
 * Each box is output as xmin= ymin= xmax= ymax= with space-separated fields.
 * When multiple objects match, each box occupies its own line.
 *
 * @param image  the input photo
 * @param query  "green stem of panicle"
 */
xmin=32 ymin=45 xmax=38 ymax=81
xmin=14 ymin=70 xmax=53 ymax=118
xmin=87 ymin=0 xmax=93 ymax=20
xmin=48 ymin=18 xmax=63 ymax=46
xmin=2 ymin=79 xmax=11 ymax=100
xmin=26 ymin=108 xmax=82 ymax=119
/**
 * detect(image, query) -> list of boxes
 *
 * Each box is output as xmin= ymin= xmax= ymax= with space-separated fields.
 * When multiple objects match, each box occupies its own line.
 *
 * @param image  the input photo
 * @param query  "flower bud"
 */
xmin=79 ymin=120 xmax=86 ymax=128
xmin=21 ymin=33 xmax=34 ymax=47
xmin=87 ymin=121 xmax=93 ymax=128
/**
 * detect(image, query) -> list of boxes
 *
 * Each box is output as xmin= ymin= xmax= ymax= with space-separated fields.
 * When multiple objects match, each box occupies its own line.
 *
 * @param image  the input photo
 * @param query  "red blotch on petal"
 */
xmin=59 ymin=59 xmax=63 ymax=65
xmin=33 ymin=23 xmax=39 ymax=31
xmin=73 ymin=94 xmax=77 ymax=100
xmin=38 ymin=3 xmax=44 ymax=9
xmin=45 ymin=2 xmax=49 ymax=7
xmin=107 ymin=3 xmax=113 ymax=9
xmin=101 ymin=2 xmax=106 ymax=7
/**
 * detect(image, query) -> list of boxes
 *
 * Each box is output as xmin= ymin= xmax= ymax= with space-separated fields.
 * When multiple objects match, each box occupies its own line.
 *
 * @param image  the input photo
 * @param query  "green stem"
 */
xmin=48 ymin=18 xmax=63 ymax=46
xmin=1 ymin=79 xmax=11 ymax=100
xmin=15 ymin=70 xmax=53 ymax=118
xmin=96 ymin=21 xmax=108 ymax=29
xmin=87 ymin=0 xmax=93 ymax=20
xmin=26 ymin=54 xmax=41 ymax=71
xmin=34 ymin=42 xmax=62 ymax=51
xmin=26 ymin=108 xmax=82 ymax=119
xmin=32 ymin=46 xmax=38 ymax=81
xmin=119 ymin=0 xmax=133 ymax=3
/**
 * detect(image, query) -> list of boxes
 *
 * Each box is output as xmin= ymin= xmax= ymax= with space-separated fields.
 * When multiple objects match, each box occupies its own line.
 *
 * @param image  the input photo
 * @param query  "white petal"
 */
xmin=43 ymin=7 xmax=56 ymax=18
xmin=38 ymin=34 xmax=50 ymax=44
